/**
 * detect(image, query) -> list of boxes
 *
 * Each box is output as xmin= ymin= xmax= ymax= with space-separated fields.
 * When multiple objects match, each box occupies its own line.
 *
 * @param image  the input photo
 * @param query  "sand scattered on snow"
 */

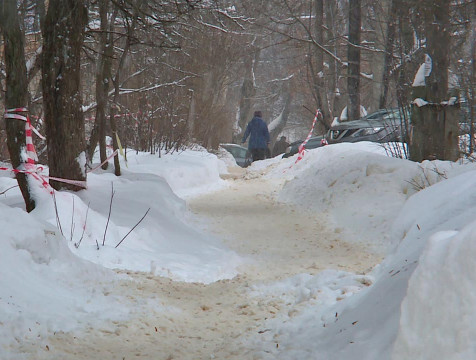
xmin=18 ymin=166 xmax=382 ymax=360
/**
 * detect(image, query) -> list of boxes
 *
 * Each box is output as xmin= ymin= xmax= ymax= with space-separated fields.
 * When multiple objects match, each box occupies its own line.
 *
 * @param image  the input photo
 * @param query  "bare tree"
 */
xmin=87 ymin=0 xmax=117 ymax=169
xmin=410 ymin=0 xmax=458 ymax=162
xmin=368 ymin=0 xmax=392 ymax=111
xmin=347 ymin=0 xmax=361 ymax=121
xmin=235 ymin=52 xmax=258 ymax=143
xmin=41 ymin=0 xmax=88 ymax=190
xmin=310 ymin=0 xmax=331 ymax=123
xmin=0 ymin=0 xmax=35 ymax=211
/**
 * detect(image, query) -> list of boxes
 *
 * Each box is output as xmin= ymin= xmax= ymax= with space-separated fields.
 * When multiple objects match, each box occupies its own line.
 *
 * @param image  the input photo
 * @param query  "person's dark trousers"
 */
xmin=251 ymin=148 xmax=266 ymax=161
xmin=265 ymin=147 xmax=271 ymax=158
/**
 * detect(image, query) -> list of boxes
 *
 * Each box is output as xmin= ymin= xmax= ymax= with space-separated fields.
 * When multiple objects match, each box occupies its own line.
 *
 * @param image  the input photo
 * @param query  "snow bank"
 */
xmin=217 ymin=147 xmax=238 ymax=168
xmin=392 ymin=227 xmax=476 ymax=359
xmin=390 ymin=170 xmax=476 ymax=359
xmin=0 ymin=148 xmax=241 ymax=357
xmin=26 ymin=169 xmax=239 ymax=284
xmin=33 ymin=149 xmax=240 ymax=284
xmin=0 ymin=188 xmax=127 ymax=359
xmin=270 ymin=143 xmax=444 ymax=253
xmin=122 ymin=148 xmax=228 ymax=198
xmin=248 ymin=142 xmax=476 ymax=359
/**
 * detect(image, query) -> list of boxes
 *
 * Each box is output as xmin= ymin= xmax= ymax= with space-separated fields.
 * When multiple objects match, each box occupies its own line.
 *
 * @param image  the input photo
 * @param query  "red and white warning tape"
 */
xmin=0 ymin=166 xmax=51 ymax=191
xmin=2 ymin=108 xmax=90 ymax=192
xmin=87 ymin=149 xmax=118 ymax=173
xmin=45 ymin=176 xmax=87 ymax=188
xmin=295 ymin=109 xmax=323 ymax=164
xmin=4 ymin=107 xmax=45 ymax=166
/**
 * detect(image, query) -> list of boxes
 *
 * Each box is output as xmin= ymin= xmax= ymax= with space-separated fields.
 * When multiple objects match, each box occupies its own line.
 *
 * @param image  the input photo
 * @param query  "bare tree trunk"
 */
xmin=235 ymin=52 xmax=258 ymax=143
xmin=348 ymin=0 xmax=361 ymax=121
xmin=380 ymin=0 xmax=397 ymax=109
xmin=109 ymin=110 xmax=121 ymax=176
xmin=370 ymin=0 xmax=391 ymax=111
xmin=0 ymin=0 xmax=35 ymax=211
xmin=312 ymin=0 xmax=331 ymax=126
xmin=325 ymin=0 xmax=341 ymax=120
xmin=96 ymin=0 xmax=109 ymax=169
xmin=470 ymin=8 xmax=476 ymax=153
xmin=87 ymin=4 xmax=117 ymax=164
xmin=425 ymin=3 xmax=450 ymax=103
xmin=42 ymin=0 xmax=88 ymax=191
xmin=97 ymin=1 xmax=115 ymax=169
xmin=187 ymin=90 xmax=196 ymax=140
xmin=269 ymin=88 xmax=293 ymax=147
xmin=394 ymin=1 xmax=414 ymax=108
xmin=410 ymin=0 xmax=457 ymax=162
xmin=108 ymin=3 xmax=139 ymax=175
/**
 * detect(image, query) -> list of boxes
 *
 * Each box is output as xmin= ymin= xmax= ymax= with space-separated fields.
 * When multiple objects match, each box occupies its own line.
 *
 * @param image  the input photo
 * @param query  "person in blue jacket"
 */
xmin=242 ymin=110 xmax=270 ymax=162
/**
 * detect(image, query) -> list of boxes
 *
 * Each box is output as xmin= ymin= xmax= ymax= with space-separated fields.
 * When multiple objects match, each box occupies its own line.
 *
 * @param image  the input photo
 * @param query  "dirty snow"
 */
xmin=2 ymin=142 xmax=476 ymax=359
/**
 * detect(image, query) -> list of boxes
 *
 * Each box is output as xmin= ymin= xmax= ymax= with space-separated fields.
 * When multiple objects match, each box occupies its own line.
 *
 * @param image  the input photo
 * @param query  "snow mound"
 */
xmin=0 ymin=200 xmax=126 ymax=358
xmin=0 ymin=148 xmax=243 ymax=357
xmin=31 ymin=170 xmax=241 ymax=284
xmin=267 ymin=143 xmax=474 ymax=254
xmin=121 ymin=149 xmax=228 ymax=198
xmin=392 ymin=226 xmax=476 ymax=359
xmin=248 ymin=141 xmax=476 ymax=359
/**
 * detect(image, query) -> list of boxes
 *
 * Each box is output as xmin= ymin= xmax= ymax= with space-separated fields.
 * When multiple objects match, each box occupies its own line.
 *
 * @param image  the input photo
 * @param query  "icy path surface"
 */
xmin=24 ymin=167 xmax=382 ymax=360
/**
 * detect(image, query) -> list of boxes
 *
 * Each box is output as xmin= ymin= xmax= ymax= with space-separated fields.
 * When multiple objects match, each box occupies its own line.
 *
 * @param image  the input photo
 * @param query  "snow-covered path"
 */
xmin=23 ymin=167 xmax=382 ymax=360
xmin=188 ymin=170 xmax=381 ymax=282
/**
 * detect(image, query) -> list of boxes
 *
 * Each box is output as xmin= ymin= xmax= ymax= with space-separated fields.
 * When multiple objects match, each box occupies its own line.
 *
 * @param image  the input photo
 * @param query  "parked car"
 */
xmin=282 ymin=135 xmax=327 ymax=158
xmin=326 ymin=108 xmax=408 ymax=144
xmin=220 ymin=143 xmax=253 ymax=167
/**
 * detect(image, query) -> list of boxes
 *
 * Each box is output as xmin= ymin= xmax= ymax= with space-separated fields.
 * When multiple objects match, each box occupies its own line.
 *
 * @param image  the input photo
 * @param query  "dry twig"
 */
xmin=103 ymin=182 xmax=115 ymax=246
xmin=115 ymin=208 xmax=151 ymax=248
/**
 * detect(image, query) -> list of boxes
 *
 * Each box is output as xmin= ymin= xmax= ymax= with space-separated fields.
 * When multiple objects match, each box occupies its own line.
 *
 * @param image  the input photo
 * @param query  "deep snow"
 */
xmin=2 ymin=141 xmax=476 ymax=359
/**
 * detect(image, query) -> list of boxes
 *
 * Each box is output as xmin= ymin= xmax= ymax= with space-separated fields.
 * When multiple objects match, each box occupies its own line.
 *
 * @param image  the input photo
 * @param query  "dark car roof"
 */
xmin=331 ymin=119 xmax=383 ymax=130
xmin=361 ymin=109 xmax=391 ymax=120
xmin=330 ymin=108 xmax=402 ymax=130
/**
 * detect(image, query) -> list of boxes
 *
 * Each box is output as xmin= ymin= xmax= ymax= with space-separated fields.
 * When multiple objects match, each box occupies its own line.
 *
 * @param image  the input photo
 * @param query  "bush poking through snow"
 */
xmin=406 ymin=164 xmax=448 ymax=191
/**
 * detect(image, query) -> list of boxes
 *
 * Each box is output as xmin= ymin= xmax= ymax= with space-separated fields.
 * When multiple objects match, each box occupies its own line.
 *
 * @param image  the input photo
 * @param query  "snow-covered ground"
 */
xmin=0 ymin=148 xmax=238 ymax=359
xmin=2 ymin=141 xmax=476 ymax=359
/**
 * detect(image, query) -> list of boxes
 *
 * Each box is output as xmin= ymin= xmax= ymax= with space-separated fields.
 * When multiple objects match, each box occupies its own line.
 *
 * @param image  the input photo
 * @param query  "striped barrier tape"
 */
xmin=4 ymin=108 xmax=128 ymax=191
xmin=45 ymin=176 xmax=87 ymax=189
xmin=2 ymin=108 xmax=88 ymax=191
xmin=0 ymin=166 xmax=52 ymax=192
xmin=4 ymin=107 xmax=45 ymax=165
xmin=295 ymin=109 xmax=322 ymax=164
xmin=87 ymin=149 xmax=118 ymax=173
